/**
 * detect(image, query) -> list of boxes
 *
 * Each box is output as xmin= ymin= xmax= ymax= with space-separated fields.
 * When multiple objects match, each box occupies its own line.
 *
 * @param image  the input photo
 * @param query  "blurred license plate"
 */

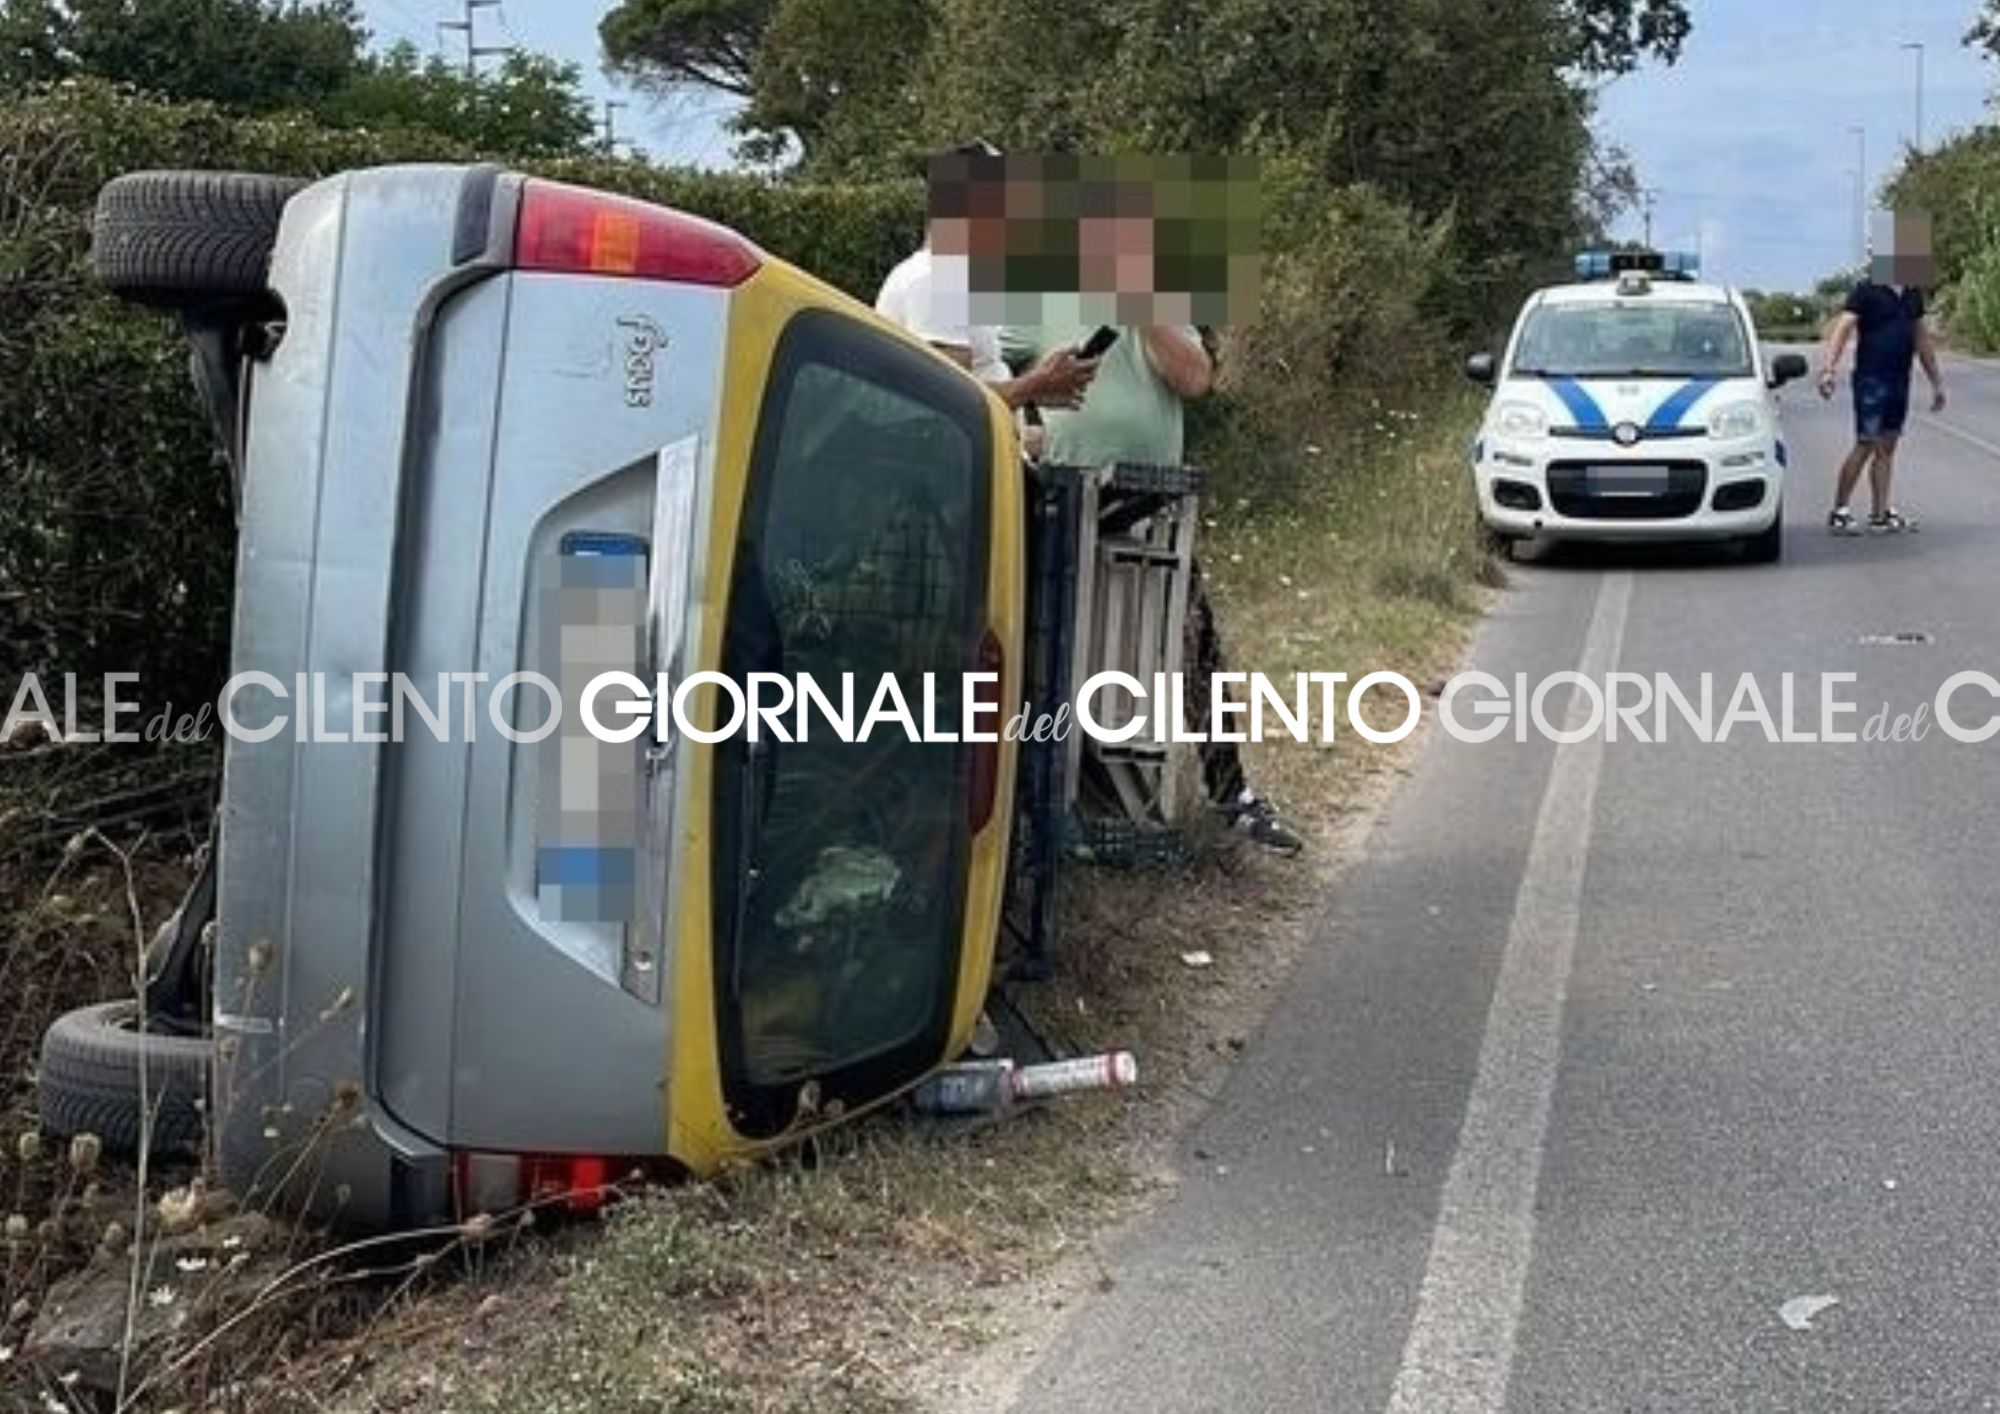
xmin=1586 ymin=464 xmax=1671 ymax=495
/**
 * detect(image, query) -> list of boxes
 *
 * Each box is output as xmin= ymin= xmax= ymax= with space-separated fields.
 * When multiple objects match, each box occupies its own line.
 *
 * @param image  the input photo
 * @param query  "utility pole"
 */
xmin=1849 ymin=124 xmax=1867 ymax=267
xmin=1901 ymin=41 xmax=1926 ymax=152
xmin=437 ymin=0 xmax=507 ymax=81
xmin=598 ymin=99 xmax=629 ymax=156
xmin=1639 ymin=187 xmax=1660 ymax=248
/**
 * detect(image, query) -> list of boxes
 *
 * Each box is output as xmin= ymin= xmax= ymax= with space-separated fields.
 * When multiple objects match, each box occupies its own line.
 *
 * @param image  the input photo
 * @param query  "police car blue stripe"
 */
xmin=1549 ymin=378 xmax=1608 ymax=429
xmin=1646 ymin=378 xmax=1719 ymax=431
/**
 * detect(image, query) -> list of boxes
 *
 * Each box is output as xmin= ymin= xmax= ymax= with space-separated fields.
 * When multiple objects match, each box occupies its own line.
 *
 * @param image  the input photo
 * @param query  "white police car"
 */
xmin=1466 ymin=250 xmax=1808 ymax=562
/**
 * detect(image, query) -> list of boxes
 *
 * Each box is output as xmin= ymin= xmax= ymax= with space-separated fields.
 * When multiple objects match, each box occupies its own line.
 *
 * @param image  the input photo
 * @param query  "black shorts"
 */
xmin=1853 ymin=373 xmax=1910 ymax=443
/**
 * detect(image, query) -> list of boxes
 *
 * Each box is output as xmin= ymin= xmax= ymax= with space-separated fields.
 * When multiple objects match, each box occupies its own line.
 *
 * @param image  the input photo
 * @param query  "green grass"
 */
xmin=1198 ymin=394 xmax=1487 ymax=806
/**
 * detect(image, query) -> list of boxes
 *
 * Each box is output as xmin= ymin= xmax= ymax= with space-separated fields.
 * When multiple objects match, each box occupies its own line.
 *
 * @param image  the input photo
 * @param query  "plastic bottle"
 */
xmin=909 ymin=1059 xmax=1017 ymax=1115
xmin=909 ymin=1051 xmax=1140 ymax=1115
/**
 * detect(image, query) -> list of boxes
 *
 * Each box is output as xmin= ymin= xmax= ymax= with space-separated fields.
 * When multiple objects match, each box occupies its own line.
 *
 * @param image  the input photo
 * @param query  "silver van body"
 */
xmin=215 ymin=165 xmax=730 ymax=1223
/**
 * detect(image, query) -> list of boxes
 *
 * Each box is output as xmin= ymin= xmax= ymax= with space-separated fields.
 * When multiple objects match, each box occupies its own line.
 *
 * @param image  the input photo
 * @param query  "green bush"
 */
xmin=0 ymin=80 xmax=922 ymax=711
xmin=1887 ymin=127 xmax=2000 ymax=290
xmin=1885 ymin=126 xmax=2000 ymax=351
xmin=1743 ymin=289 xmax=1828 ymax=339
xmin=1948 ymin=238 xmax=2000 ymax=354
xmin=1193 ymin=181 xmax=1452 ymax=508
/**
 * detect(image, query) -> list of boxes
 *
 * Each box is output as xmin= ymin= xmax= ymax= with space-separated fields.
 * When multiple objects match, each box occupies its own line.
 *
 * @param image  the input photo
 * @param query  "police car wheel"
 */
xmin=1742 ymin=507 xmax=1784 ymax=564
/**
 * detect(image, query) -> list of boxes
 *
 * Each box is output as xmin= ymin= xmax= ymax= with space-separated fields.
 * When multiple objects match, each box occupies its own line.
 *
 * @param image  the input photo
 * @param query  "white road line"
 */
xmin=1917 ymin=415 xmax=2000 ymax=462
xmin=1383 ymin=571 xmax=1632 ymax=1414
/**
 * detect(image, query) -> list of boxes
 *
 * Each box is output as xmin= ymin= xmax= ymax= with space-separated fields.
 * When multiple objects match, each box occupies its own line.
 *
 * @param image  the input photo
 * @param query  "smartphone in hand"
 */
xmin=1077 ymin=326 xmax=1120 ymax=359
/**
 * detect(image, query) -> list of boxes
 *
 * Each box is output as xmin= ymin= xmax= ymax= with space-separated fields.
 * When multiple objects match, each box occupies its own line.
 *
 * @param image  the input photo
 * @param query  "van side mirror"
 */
xmin=1769 ymin=352 xmax=1808 ymax=388
xmin=1464 ymin=352 xmax=1497 ymax=386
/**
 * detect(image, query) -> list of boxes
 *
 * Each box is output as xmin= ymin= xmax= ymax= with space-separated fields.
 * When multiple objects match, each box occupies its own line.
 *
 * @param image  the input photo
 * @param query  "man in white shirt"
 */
xmin=874 ymin=156 xmax=1097 ymax=413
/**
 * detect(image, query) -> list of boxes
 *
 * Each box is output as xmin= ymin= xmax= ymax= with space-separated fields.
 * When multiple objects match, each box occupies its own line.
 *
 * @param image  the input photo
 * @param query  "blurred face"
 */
xmin=929 ymin=215 xmax=971 ymax=256
xmin=1080 ymin=214 xmax=1154 ymax=296
xmin=1869 ymin=210 xmax=1936 ymax=288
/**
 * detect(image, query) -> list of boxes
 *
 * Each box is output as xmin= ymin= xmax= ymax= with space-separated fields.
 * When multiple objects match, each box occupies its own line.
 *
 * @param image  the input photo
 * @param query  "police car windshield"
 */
xmin=1511 ymin=301 xmax=1753 ymax=380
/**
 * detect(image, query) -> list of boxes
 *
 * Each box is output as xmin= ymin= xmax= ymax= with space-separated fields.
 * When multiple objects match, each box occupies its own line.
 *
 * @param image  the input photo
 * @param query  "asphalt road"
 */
xmin=1009 ymin=353 xmax=2000 ymax=1413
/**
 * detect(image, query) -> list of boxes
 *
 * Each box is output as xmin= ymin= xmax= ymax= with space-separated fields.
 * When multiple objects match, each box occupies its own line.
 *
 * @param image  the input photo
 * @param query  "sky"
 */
xmin=1593 ymin=0 xmax=1992 ymax=290
xmin=358 ymin=1 xmax=1995 ymax=291
xmin=356 ymin=0 xmax=741 ymax=166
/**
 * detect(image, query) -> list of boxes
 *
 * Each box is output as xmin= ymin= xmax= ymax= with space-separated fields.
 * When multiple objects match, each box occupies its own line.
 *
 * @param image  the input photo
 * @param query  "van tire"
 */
xmin=92 ymin=170 xmax=307 ymax=310
xmin=38 ymin=1002 xmax=209 ymax=1158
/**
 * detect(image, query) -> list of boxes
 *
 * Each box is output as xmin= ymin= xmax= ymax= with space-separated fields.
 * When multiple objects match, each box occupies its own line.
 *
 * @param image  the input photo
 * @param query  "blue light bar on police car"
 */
xmin=1574 ymin=251 xmax=1613 ymax=280
xmin=1573 ymin=248 xmax=1700 ymax=282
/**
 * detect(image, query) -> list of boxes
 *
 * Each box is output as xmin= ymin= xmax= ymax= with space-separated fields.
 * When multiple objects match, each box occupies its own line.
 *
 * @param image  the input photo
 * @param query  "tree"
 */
xmin=1970 ymin=0 xmax=2000 ymax=63
xmin=0 ymin=0 xmax=365 ymax=112
xmin=0 ymin=1 xmax=598 ymax=157
xmin=328 ymin=43 xmax=597 ymax=157
xmin=912 ymin=0 xmax=1630 ymax=324
xmin=735 ymin=0 xmax=932 ymax=173
xmin=600 ymin=0 xmax=774 ymax=97
xmin=599 ymin=0 xmax=1690 ymax=155
xmin=1558 ymin=0 xmax=1690 ymax=74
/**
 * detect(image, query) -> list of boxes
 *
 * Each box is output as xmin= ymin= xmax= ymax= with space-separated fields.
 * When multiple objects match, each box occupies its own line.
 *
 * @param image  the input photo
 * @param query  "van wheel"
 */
xmin=1480 ymin=526 xmax=1517 ymax=561
xmin=1742 ymin=507 xmax=1784 ymax=564
xmin=38 ymin=1002 xmax=209 ymax=1158
xmin=92 ymin=170 xmax=307 ymax=310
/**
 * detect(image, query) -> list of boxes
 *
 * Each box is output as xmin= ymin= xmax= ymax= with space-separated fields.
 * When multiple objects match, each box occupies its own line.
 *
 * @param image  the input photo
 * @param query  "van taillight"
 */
xmin=968 ymin=629 xmax=1004 ymax=833
xmin=456 ymin=1150 xmax=625 ymax=1216
xmin=513 ymin=181 xmax=761 ymax=286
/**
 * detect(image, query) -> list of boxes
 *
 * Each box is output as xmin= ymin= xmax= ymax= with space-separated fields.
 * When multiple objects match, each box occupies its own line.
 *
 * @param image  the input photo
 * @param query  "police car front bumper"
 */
xmin=1474 ymin=439 xmax=1783 ymax=541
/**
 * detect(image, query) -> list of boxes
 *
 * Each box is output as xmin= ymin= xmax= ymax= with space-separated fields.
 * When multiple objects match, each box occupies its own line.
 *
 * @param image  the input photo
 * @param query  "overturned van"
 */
xmin=45 ymin=166 xmax=1023 ymax=1227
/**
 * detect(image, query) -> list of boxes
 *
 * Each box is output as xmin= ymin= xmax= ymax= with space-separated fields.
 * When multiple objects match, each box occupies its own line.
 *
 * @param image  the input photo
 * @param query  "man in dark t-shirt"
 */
xmin=1815 ymin=278 xmax=1945 ymax=533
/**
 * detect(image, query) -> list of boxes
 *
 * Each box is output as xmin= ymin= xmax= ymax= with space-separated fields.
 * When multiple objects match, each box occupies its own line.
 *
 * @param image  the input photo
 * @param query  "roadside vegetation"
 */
xmin=5 ymin=0 xmax=1686 ymax=1406
xmin=1742 ymin=288 xmax=1836 ymax=345
xmin=1881 ymin=0 xmax=2000 ymax=350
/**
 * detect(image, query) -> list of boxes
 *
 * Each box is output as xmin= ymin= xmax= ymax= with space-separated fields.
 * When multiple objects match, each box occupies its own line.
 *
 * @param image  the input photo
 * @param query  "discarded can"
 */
xmin=1013 ymin=1051 xmax=1139 ymax=1101
xmin=910 ymin=1060 xmax=1017 ymax=1115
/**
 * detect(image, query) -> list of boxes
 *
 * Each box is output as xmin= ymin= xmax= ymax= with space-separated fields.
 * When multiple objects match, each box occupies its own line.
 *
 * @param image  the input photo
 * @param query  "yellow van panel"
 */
xmin=664 ymin=259 xmax=1022 ymax=1172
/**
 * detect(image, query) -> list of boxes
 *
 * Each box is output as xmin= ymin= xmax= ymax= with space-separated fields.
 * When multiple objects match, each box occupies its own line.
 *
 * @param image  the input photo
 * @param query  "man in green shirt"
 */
xmin=998 ymin=324 xmax=1214 ymax=467
xmin=998 ymin=319 xmax=1300 ymax=854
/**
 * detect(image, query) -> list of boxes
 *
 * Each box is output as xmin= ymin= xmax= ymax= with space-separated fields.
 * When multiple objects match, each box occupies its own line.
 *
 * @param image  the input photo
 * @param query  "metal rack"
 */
xmin=1008 ymin=459 xmax=1204 ymax=970
xmin=1062 ymin=460 xmax=1204 ymax=826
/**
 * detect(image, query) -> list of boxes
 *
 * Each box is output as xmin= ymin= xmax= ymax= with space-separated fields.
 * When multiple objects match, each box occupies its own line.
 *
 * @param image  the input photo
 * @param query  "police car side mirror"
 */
xmin=1768 ymin=352 xmax=1808 ymax=388
xmin=1464 ymin=352 xmax=1497 ymax=386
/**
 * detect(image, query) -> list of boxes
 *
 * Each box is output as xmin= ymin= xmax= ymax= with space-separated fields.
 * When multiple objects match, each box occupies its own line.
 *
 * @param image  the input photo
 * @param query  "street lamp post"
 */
xmin=1902 ymin=41 xmax=1926 ymax=152
xmin=1849 ymin=124 xmax=1867 ymax=266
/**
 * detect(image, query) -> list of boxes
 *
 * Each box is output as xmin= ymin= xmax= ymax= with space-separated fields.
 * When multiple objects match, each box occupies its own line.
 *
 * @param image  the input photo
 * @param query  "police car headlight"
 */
xmin=1493 ymin=402 xmax=1548 ymax=439
xmin=1706 ymin=401 xmax=1766 ymax=440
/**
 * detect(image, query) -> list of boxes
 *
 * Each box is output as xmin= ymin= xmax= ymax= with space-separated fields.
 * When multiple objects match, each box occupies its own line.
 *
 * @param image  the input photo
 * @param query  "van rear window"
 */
xmin=712 ymin=309 xmax=992 ymax=1137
